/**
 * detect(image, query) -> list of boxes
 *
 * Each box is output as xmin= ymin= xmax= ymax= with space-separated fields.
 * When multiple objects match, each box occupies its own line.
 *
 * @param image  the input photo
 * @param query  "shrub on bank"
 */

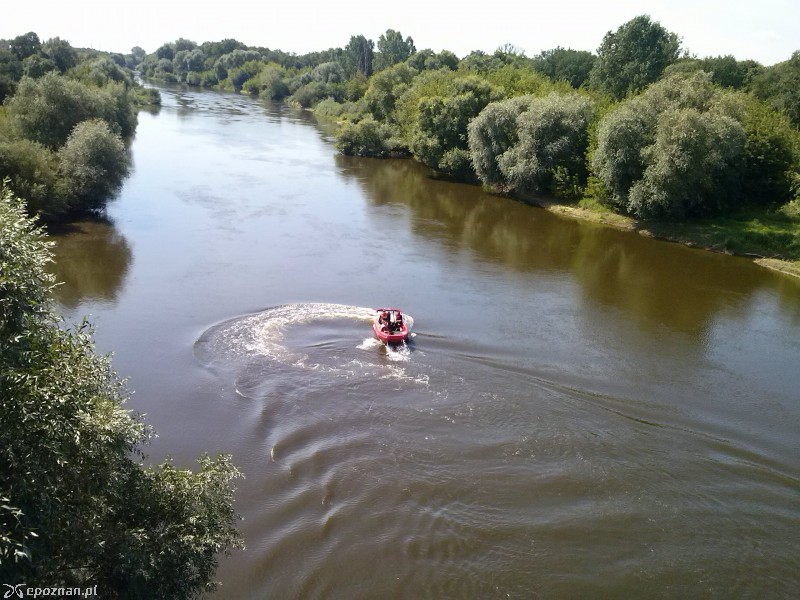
xmin=0 ymin=189 xmax=243 ymax=595
xmin=334 ymin=117 xmax=404 ymax=157
xmin=57 ymin=119 xmax=130 ymax=213
xmin=591 ymin=72 xmax=798 ymax=219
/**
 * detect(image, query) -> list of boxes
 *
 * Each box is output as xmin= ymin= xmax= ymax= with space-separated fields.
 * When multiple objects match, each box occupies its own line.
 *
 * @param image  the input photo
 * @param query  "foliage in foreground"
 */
xmin=0 ymin=189 xmax=243 ymax=597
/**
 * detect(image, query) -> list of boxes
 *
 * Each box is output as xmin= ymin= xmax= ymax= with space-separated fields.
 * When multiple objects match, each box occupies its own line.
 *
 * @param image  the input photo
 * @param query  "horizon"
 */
xmin=2 ymin=0 xmax=798 ymax=66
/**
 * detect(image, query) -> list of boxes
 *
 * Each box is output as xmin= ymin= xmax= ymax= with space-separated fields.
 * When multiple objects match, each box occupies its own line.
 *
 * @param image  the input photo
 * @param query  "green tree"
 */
xmin=493 ymin=44 xmax=532 ymax=69
xmin=227 ymin=60 xmax=264 ymax=92
xmin=289 ymin=81 xmax=331 ymax=107
xmin=335 ymin=117 xmax=403 ymax=157
xmin=469 ymin=92 xmax=595 ymax=195
xmin=407 ymin=75 xmax=503 ymax=177
xmin=532 ymin=47 xmax=596 ymax=88
xmin=663 ymin=55 xmax=763 ymax=89
xmin=591 ymin=93 xmax=656 ymax=209
xmin=468 ymin=95 xmax=533 ymax=188
xmin=738 ymin=94 xmax=800 ymax=204
xmin=173 ymin=49 xmax=191 ymax=80
xmin=9 ymin=32 xmax=41 ymax=61
xmin=364 ymin=62 xmax=417 ymax=122
xmin=749 ymin=51 xmax=800 ymax=127
xmin=0 ymin=139 xmax=63 ymax=217
xmin=183 ymin=48 xmax=206 ymax=74
xmin=588 ymin=72 xmax=790 ymax=219
xmin=71 ymin=57 xmax=133 ymax=88
xmin=0 ymin=48 xmax=23 ymax=101
xmin=484 ymin=64 xmax=572 ymax=97
xmin=242 ymin=64 xmax=288 ymax=99
xmin=343 ymin=71 xmax=369 ymax=101
xmin=374 ymin=29 xmax=416 ymax=71
xmin=459 ymin=50 xmax=505 ymax=73
xmin=627 ymin=108 xmax=746 ymax=218
xmin=6 ymin=73 xmax=132 ymax=148
xmin=311 ymin=61 xmax=345 ymax=84
xmin=406 ymin=49 xmax=459 ymax=71
xmin=155 ymin=43 xmax=174 ymax=61
xmin=213 ymin=49 xmax=262 ymax=81
xmin=589 ymin=15 xmax=681 ymax=99
xmin=41 ymin=37 xmax=78 ymax=73
xmin=200 ymin=39 xmax=246 ymax=62
xmin=700 ymin=55 xmax=762 ymax=89
xmin=57 ymin=119 xmax=130 ymax=213
xmin=130 ymin=46 xmax=146 ymax=63
xmin=173 ymin=37 xmax=197 ymax=53
xmin=344 ymin=35 xmax=374 ymax=77
xmin=21 ymin=55 xmax=57 ymax=79
xmin=0 ymin=189 xmax=243 ymax=595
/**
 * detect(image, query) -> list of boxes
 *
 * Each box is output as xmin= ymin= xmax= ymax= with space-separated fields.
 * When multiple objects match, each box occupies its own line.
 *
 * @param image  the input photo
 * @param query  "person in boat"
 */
xmin=380 ymin=310 xmax=390 ymax=331
xmin=387 ymin=310 xmax=402 ymax=332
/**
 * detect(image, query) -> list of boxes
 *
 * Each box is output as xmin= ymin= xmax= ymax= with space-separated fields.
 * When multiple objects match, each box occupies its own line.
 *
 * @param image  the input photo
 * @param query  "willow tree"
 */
xmin=589 ymin=72 xmax=798 ymax=219
xmin=405 ymin=74 xmax=503 ymax=178
xmin=468 ymin=92 xmax=595 ymax=196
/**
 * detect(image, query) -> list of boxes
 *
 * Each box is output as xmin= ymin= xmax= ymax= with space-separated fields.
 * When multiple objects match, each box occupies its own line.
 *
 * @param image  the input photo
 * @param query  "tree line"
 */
xmin=0 ymin=32 xmax=159 ymax=221
xmin=139 ymin=16 xmax=799 ymax=222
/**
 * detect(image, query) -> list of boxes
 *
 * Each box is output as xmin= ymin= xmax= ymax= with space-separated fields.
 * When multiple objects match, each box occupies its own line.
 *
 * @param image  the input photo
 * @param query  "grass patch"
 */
xmin=531 ymin=195 xmax=800 ymax=277
xmin=643 ymin=207 xmax=800 ymax=260
xmin=577 ymin=195 xmax=614 ymax=214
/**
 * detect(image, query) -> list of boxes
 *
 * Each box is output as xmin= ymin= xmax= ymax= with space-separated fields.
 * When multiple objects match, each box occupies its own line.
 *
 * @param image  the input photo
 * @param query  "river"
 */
xmin=50 ymin=85 xmax=800 ymax=598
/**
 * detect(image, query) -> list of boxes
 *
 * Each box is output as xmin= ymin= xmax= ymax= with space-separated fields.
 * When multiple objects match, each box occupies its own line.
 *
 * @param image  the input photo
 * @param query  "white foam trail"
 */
xmin=385 ymin=344 xmax=411 ymax=362
xmin=217 ymin=303 xmax=375 ymax=363
xmin=195 ymin=303 xmax=432 ymax=387
xmin=357 ymin=338 xmax=383 ymax=351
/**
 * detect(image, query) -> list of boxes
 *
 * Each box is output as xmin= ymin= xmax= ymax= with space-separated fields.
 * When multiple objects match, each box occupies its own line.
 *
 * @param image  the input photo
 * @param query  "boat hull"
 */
xmin=373 ymin=319 xmax=409 ymax=344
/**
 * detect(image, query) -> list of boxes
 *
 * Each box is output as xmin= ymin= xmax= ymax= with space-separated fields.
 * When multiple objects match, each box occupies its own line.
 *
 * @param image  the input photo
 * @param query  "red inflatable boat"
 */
xmin=373 ymin=308 xmax=409 ymax=344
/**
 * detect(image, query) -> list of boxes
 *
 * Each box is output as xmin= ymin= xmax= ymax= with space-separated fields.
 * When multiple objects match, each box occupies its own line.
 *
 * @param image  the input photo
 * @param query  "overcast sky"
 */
xmin=3 ymin=0 xmax=798 ymax=65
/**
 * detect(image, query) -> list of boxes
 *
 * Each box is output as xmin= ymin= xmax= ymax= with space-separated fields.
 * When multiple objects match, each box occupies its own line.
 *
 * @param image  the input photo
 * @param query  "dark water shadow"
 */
xmin=334 ymin=154 xmax=800 ymax=339
xmin=46 ymin=218 xmax=133 ymax=309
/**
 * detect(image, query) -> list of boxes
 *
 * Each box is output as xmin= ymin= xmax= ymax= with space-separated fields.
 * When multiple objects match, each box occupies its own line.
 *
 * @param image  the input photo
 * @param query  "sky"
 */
xmin=2 ymin=0 xmax=798 ymax=65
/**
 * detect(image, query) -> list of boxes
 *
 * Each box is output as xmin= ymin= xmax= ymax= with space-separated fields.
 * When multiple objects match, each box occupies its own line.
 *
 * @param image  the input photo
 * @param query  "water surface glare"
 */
xmin=50 ymin=85 xmax=800 ymax=598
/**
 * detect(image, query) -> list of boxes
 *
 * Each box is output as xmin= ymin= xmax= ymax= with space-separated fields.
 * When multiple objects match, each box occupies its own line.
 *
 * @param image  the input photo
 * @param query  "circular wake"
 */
xmin=194 ymin=303 xmax=422 ymax=387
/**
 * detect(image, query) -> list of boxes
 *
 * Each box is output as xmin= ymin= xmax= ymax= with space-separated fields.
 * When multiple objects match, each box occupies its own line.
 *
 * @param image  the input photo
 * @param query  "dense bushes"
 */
xmin=6 ymin=72 xmax=135 ymax=148
xmin=469 ymin=93 xmax=595 ymax=196
xmin=0 ymin=59 xmax=141 ymax=219
xmin=335 ymin=117 xmax=404 ymax=157
xmin=626 ymin=108 xmax=746 ymax=218
xmin=57 ymin=120 xmax=130 ymax=211
xmin=0 ymin=138 xmax=63 ymax=217
xmin=749 ymin=51 xmax=800 ymax=127
xmin=592 ymin=72 xmax=799 ymax=218
xmin=496 ymin=93 xmax=594 ymax=195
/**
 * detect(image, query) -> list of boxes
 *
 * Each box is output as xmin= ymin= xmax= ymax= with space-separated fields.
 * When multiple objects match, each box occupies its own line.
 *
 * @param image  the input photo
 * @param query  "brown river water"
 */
xmin=49 ymin=85 xmax=800 ymax=598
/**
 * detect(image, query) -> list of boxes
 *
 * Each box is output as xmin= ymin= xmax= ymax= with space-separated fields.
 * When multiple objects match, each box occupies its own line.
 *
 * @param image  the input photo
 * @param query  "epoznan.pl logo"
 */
xmin=3 ymin=585 xmax=24 ymax=599
xmin=3 ymin=585 xmax=97 ymax=598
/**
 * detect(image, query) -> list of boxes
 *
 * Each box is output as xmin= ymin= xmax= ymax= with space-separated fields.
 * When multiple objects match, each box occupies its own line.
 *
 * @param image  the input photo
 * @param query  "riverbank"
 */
xmin=517 ymin=194 xmax=800 ymax=280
